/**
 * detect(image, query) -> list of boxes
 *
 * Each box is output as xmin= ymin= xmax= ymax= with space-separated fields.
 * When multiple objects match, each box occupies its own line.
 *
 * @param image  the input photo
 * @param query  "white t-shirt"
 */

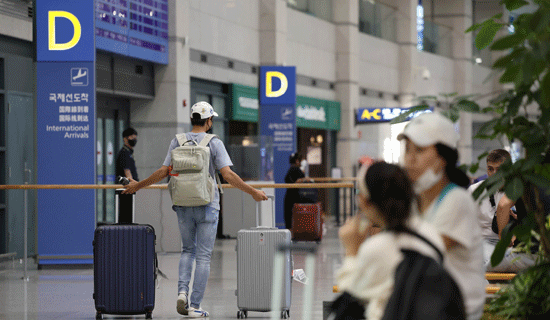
xmin=468 ymin=180 xmax=504 ymax=241
xmin=336 ymin=216 xmax=445 ymax=320
xmin=420 ymin=185 xmax=485 ymax=320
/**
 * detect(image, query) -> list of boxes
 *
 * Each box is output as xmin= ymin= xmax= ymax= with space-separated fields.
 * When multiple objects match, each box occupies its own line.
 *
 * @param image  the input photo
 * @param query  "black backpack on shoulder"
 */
xmin=381 ymin=229 xmax=466 ymax=320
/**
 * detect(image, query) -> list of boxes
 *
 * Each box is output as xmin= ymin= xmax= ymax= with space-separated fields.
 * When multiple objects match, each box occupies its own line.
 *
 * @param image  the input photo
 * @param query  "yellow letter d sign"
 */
xmin=48 ymin=11 xmax=82 ymax=51
xmin=265 ymin=71 xmax=288 ymax=98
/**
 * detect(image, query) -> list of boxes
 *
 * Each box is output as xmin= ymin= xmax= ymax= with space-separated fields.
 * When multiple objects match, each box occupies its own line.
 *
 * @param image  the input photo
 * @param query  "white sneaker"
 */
xmin=176 ymin=292 xmax=188 ymax=315
xmin=188 ymin=307 xmax=209 ymax=317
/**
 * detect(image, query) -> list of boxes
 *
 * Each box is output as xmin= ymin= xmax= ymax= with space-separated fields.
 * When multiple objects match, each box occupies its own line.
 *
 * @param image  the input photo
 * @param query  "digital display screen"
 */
xmin=95 ymin=0 xmax=169 ymax=64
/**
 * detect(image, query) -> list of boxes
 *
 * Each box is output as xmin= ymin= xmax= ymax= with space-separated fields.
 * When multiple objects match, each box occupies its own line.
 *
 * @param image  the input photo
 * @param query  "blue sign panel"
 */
xmin=259 ymin=66 xmax=297 ymax=227
xmin=36 ymin=0 xmax=95 ymax=265
xmin=36 ymin=62 xmax=96 ymax=264
xmin=259 ymin=66 xmax=296 ymax=106
xmin=259 ymin=105 xmax=296 ymax=228
xmin=95 ymin=0 xmax=169 ymax=64
xmin=356 ymin=107 xmax=433 ymax=123
xmin=36 ymin=0 xmax=95 ymax=62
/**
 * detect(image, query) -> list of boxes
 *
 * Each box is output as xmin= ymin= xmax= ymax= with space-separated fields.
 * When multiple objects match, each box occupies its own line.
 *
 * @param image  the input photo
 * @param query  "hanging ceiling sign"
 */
xmin=356 ymin=107 xmax=433 ymax=124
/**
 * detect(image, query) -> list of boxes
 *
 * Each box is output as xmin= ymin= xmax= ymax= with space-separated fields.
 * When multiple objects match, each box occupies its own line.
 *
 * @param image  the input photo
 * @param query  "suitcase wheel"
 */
xmin=145 ymin=311 xmax=153 ymax=319
xmin=95 ymin=312 xmax=102 ymax=320
xmin=237 ymin=310 xmax=247 ymax=318
xmin=281 ymin=310 xmax=289 ymax=319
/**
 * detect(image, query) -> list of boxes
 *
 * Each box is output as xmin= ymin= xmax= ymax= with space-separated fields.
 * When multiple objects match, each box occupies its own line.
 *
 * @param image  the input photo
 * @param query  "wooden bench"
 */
xmin=485 ymin=272 xmax=516 ymax=281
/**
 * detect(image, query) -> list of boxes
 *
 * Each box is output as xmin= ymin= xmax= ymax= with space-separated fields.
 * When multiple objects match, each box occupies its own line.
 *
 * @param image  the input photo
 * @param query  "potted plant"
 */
xmin=394 ymin=0 xmax=550 ymax=317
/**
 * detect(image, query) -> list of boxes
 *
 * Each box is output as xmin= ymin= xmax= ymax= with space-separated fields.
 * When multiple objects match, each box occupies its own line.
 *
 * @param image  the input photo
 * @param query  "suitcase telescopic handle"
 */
xmin=256 ymin=194 xmax=275 ymax=228
xmin=271 ymin=243 xmax=318 ymax=320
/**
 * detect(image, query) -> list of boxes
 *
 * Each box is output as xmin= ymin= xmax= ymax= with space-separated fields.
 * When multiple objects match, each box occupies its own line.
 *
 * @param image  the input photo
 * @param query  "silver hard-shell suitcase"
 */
xmin=236 ymin=195 xmax=292 ymax=319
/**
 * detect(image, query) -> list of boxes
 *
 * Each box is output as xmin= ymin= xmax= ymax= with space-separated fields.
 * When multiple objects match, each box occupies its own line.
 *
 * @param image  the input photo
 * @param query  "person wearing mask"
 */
xmin=397 ymin=112 xmax=485 ymax=320
xmin=116 ymin=128 xmax=139 ymax=181
xmin=123 ymin=101 xmax=268 ymax=317
xmin=336 ymin=161 xmax=445 ymax=320
xmin=284 ymin=153 xmax=306 ymax=230
xmin=468 ymin=149 xmax=512 ymax=267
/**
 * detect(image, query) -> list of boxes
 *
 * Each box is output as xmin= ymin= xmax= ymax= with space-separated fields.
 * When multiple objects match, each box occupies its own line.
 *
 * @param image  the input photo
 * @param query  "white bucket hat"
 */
xmin=396 ymin=112 xmax=459 ymax=149
xmin=191 ymin=101 xmax=219 ymax=119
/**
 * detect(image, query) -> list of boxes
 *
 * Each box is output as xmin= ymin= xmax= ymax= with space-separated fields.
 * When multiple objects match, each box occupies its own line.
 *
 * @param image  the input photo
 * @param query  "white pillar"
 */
xmin=333 ymin=0 xmax=359 ymax=178
xmin=259 ymin=0 xmax=287 ymax=65
xmin=433 ymin=0 xmax=474 ymax=164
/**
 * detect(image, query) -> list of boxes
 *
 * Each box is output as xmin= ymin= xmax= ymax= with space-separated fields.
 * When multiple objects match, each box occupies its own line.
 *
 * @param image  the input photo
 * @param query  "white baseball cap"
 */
xmin=396 ymin=112 xmax=459 ymax=149
xmin=191 ymin=101 xmax=218 ymax=119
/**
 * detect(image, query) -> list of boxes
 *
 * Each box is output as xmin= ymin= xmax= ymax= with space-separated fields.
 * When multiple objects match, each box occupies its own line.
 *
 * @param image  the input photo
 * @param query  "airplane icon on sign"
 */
xmin=281 ymin=108 xmax=293 ymax=119
xmin=71 ymin=68 xmax=89 ymax=86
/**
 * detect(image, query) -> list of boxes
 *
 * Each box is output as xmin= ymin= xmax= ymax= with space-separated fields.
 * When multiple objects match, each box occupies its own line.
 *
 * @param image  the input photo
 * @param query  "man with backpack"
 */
xmin=123 ymin=101 xmax=267 ymax=317
xmin=467 ymin=149 xmax=511 ymax=267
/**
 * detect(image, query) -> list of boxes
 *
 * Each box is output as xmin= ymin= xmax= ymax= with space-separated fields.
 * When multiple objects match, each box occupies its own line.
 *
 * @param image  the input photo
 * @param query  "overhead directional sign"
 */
xmin=356 ymin=107 xmax=433 ymax=124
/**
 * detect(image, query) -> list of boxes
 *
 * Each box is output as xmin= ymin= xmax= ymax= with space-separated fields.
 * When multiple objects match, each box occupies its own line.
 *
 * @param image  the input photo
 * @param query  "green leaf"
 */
xmin=540 ymin=72 xmax=550 ymax=111
xmin=440 ymin=92 xmax=458 ymax=98
xmin=500 ymin=64 xmax=521 ymax=83
xmin=454 ymin=99 xmax=480 ymax=113
xmin=502 ymin=0 xmax=529 ymax=12
xmin=475 ymin=20 xmax=503 ymax=50
xmin=477 ymin=151 xmax=490 ymax=161
xmin=475 ymin=119 xmax=499 ymax=137
xmin=505 ymin=177 xmax=524 ymax=202
xmin=415 ymin=95 xmax=438 ymax=102
xmin=491 ymin=224 xmax=515 ymax=266
xmin=492 ymin=48 xmax=525 ymax=68
xmin=465 ymin=22 xmax=482 ymax=33
xmin=444 ymin=108 xmax=460 ymax=123
xmin=472 ymin=179 xmax=489 ymax=200
xmin=524 ymin=174 xmax=550 ymax=191
xmin=469 ymin=162 xmax=480 ymax=174
xmin=490 ymin=33 xmax=527 ymax=51
xmin=389 ymin=105 xmax=431 ymax=124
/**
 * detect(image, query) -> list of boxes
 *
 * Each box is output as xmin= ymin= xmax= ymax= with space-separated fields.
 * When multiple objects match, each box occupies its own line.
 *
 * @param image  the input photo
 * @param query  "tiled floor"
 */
xmin=0 ymin=223 xmax=344 ymax=320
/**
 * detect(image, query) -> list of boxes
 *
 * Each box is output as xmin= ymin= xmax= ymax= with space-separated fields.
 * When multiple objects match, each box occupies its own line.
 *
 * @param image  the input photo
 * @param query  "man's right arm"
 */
xmin=122 ymin=165 xmax=170 ymax=194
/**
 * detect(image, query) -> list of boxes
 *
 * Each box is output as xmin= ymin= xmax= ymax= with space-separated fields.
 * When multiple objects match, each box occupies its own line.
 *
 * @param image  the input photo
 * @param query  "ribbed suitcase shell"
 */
xmin=237 ymin=227 xmax=292 ymax=312
xmin=93 ymin=224 xmax=156 ymax=316
xmin=291 ymin=203 xmax=322 ymax=241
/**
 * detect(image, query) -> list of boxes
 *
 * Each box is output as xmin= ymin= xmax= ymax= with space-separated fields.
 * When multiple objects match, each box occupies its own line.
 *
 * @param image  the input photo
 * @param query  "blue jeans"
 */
xmin=174 ymin=205 xmax=219 ymax=308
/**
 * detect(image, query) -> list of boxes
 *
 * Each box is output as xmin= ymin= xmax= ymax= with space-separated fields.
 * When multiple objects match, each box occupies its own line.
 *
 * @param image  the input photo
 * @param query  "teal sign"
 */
xmin=230 ymin=84 xmax=340 ymax=131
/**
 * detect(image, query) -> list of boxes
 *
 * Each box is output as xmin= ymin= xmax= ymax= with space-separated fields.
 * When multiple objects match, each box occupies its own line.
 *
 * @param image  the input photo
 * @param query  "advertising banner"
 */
xmin=36 ymin=0 xmax=95 ymax=265
xmin=259 ymin=66 xmax=296 ymax=228
xmin=356 ymin=107 xmax=433 ymax=124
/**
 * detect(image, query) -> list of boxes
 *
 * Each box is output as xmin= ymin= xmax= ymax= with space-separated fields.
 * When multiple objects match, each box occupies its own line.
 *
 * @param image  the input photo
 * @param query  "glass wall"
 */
xmin=422 ymin=20 xmax=452 ymax=58
xmin=358 ymin=0 xmax=397 ymax=42
xmin=287 ymin=0 xmax=333 ymax=22
xmin=417 ymin=0 xmax=452 ymax=58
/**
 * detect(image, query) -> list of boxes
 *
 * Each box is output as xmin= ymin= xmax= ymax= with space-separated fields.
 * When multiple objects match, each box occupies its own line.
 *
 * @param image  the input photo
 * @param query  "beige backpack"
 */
xmin=168 ymin=133 xmax=222 ymax=206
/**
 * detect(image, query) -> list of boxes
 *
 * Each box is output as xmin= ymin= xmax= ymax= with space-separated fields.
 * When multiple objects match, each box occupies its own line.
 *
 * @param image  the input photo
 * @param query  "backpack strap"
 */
xmin=197 ymin=134 xmax=224 ymax=194
xmin=198 ymin=133 xmax=218 ymax=147
xmin=399 ymin=228 xmax=444 ymax=263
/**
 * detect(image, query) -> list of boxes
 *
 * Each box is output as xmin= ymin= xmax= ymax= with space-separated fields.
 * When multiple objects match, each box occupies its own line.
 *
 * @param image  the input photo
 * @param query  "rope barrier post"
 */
xmin=334 ymin=180 xmax=340 ymax=226
xmin=351 ymin=180 xmax=357 ymax=218
xmin=23 ymin=162 xmax=30 ymax=282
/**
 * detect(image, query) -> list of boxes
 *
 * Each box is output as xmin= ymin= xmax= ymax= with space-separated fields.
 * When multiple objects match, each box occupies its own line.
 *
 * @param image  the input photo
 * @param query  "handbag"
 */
xmin=327 ymin=291 xmax=366 ymax=320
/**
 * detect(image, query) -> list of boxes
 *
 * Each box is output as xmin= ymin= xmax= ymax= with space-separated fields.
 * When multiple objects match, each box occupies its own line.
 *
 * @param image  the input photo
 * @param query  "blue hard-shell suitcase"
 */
xmin=93 ymin=224 xmax=156 ymax=319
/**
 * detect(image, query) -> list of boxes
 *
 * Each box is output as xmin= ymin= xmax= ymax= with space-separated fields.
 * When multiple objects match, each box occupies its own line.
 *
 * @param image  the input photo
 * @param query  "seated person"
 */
xmin=336 ymin=161 xmax=445 ymax=320
xmin=467 ymin=149 xmax=512 ymax=267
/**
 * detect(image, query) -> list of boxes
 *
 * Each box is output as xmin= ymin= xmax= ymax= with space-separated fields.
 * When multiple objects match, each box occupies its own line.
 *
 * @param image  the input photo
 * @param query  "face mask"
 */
xmin=206 ymin=120 xmax=213 ymax=134
xmin=128 ymin=139 xmax=137 ymax=147
xmin=413 ymin=167 xmax=443 ymax=194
